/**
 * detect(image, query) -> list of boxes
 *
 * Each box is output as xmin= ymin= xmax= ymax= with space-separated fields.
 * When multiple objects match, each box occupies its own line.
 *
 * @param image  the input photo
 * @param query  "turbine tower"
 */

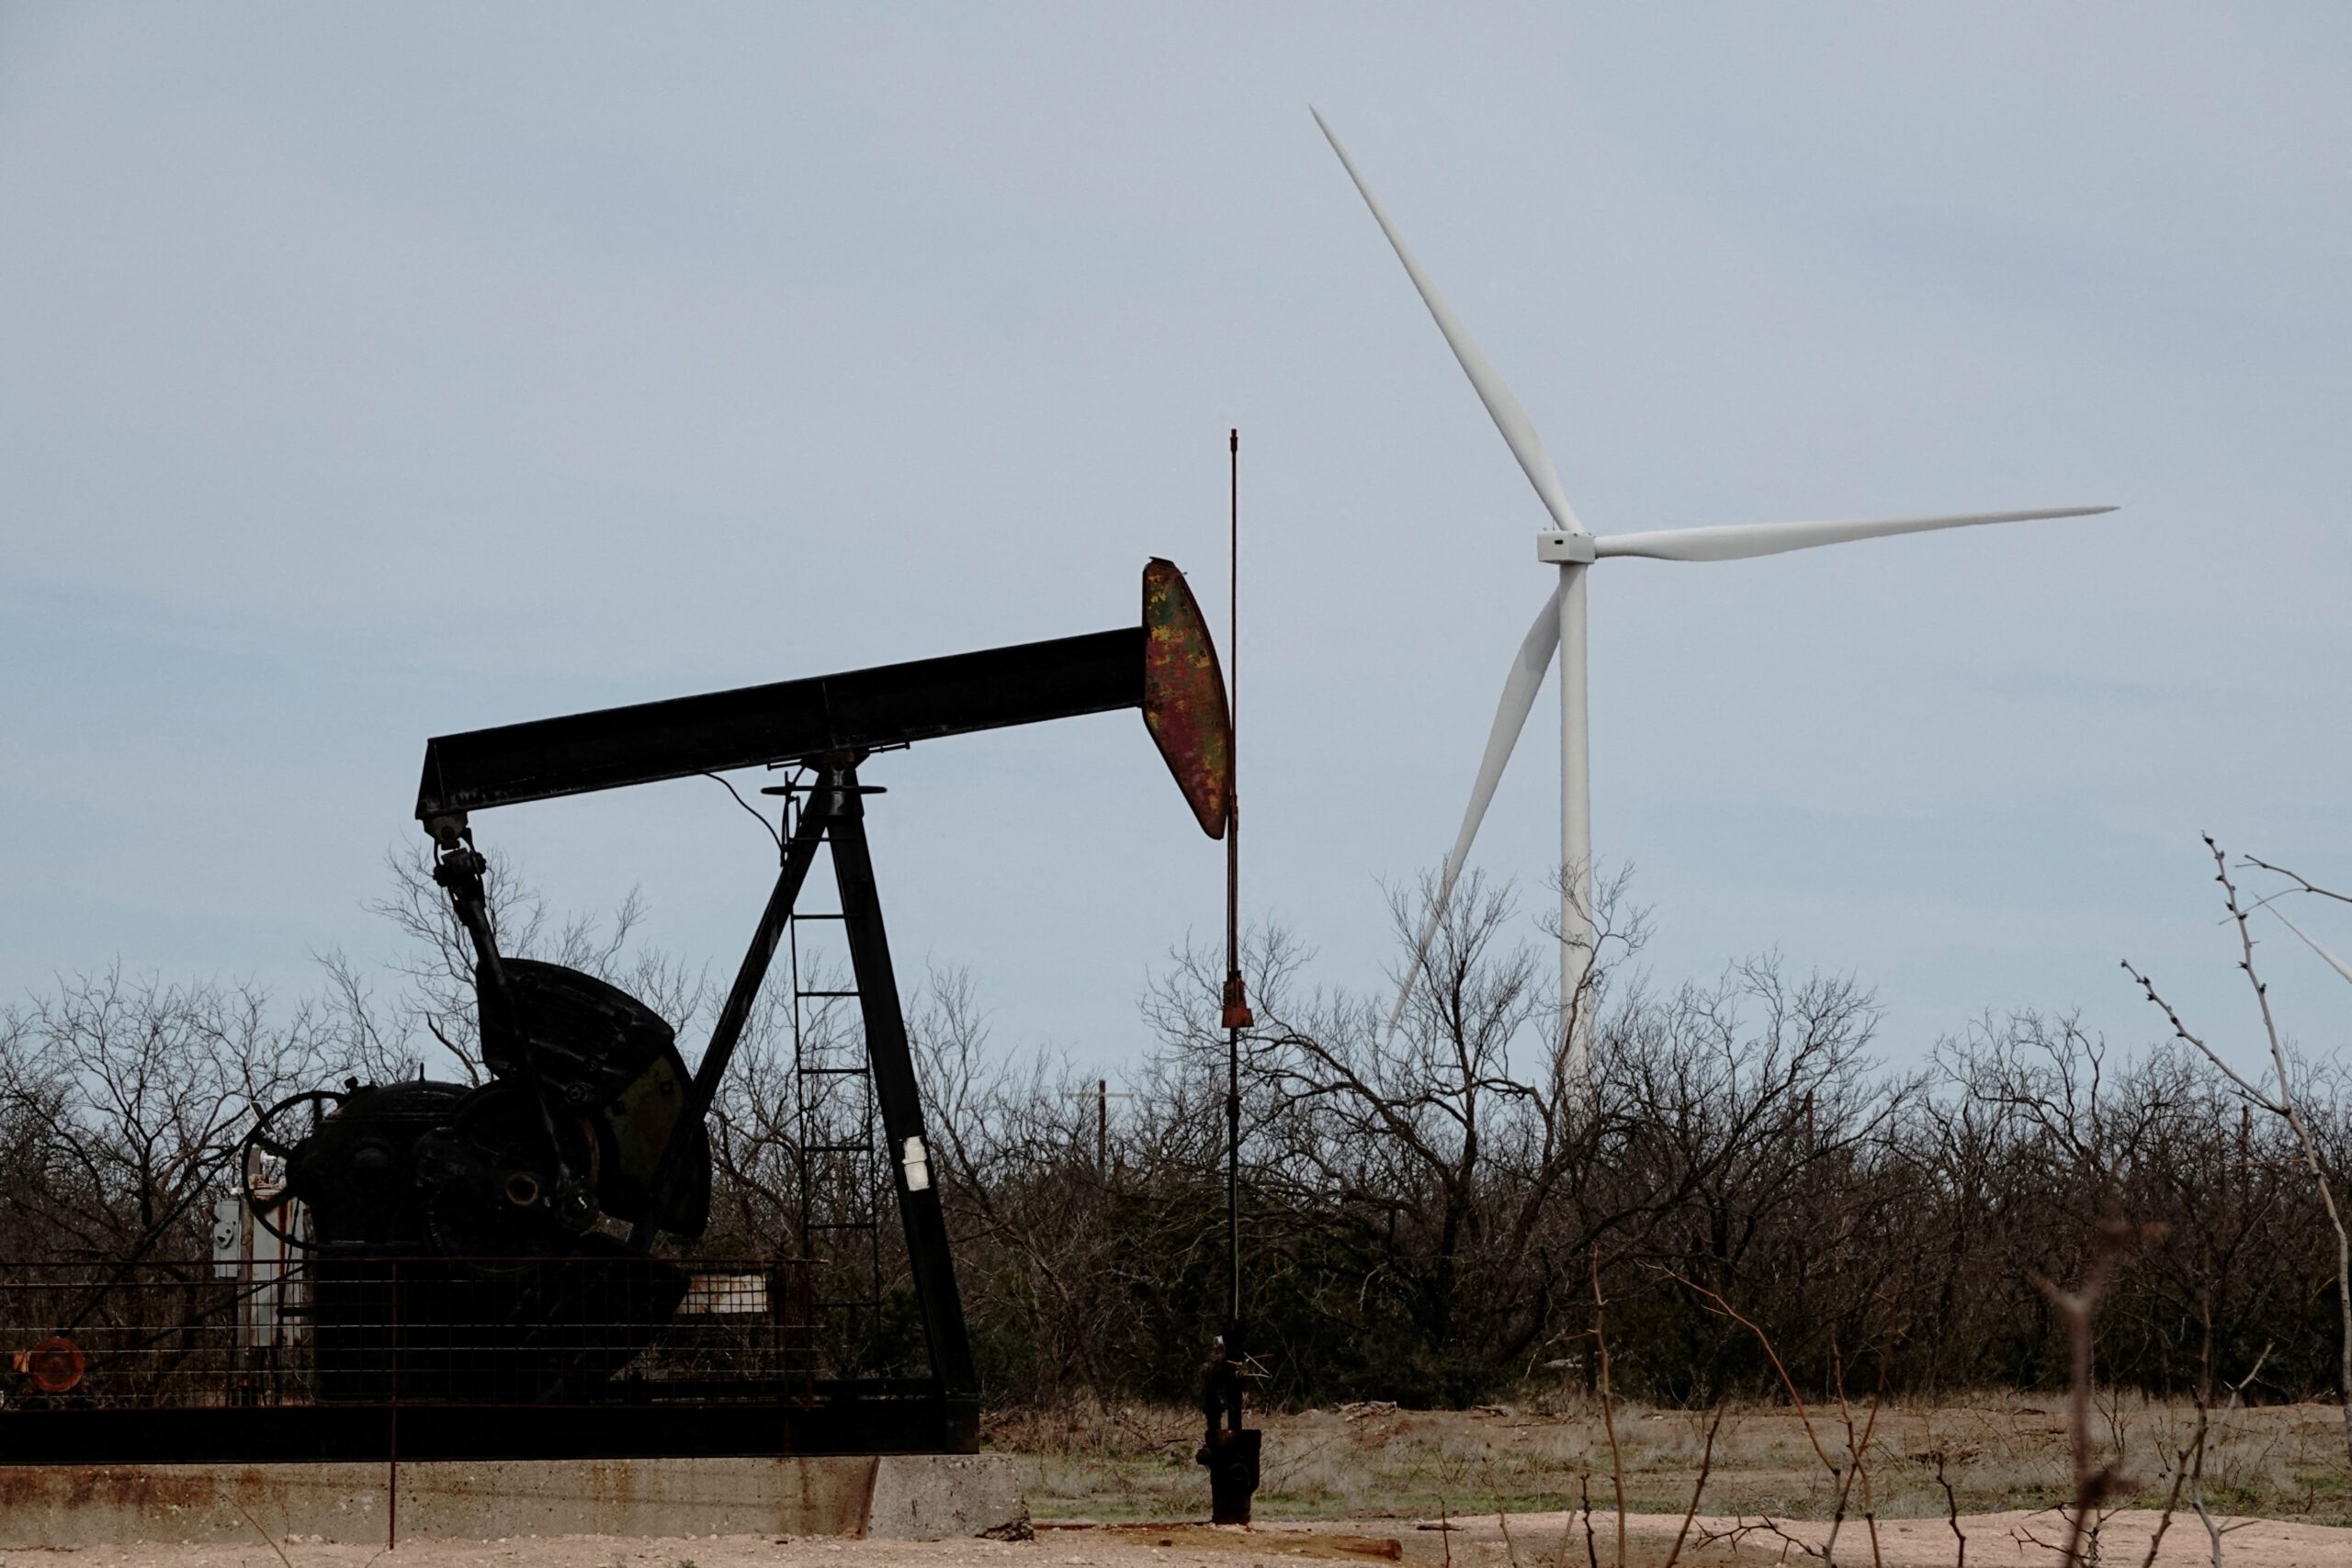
xmin=1313 ymin=109 xmax=2117 ymax=1077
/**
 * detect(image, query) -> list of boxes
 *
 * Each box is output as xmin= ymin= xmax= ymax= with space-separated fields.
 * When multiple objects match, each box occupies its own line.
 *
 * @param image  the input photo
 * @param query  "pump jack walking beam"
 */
xmin=417 ymin=630 xmax=1140 ymax=820
xmin=415 ymin=561 xmax=1231 ymax=835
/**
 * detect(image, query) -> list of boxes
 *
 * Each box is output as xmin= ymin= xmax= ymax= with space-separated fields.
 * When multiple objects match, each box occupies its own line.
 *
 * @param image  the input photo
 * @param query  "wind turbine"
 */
xmin=1313 ymin=109 xmax=2118 ymax=1075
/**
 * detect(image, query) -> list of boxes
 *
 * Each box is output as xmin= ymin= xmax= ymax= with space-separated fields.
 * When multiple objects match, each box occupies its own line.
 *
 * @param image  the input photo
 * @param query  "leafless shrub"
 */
xmin=0 ymin=968 xmax=331 ymax=1261
xmin=7 ymin=837 xmax=2351 ymax=1436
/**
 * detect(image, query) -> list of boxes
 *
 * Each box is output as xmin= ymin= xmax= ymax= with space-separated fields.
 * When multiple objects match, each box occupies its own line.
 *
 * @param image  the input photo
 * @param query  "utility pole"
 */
xmin=1063 ymin=1078 xmax=1132 ymax=1175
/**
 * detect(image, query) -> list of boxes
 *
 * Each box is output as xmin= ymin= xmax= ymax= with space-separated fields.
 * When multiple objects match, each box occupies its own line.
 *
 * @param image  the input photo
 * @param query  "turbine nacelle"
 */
xmin=1535 ymin=532 xmax=1596 ymax=564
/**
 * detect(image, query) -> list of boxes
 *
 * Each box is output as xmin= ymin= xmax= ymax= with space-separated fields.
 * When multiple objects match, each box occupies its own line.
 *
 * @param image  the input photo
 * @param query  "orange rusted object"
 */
xmin=1141 ymin=558 xmax=1232 ymax=840
xmin=1220 ymin=974 xmax=1254 ymax=1031
xmin=14 ymin=1335 xmax=84 ymax=1395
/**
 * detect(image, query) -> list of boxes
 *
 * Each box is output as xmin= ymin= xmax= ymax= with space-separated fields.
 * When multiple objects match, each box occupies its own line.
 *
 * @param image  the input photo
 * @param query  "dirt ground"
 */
xmin=4 ymin=1510 xmax=2350 ymax=1568
xmin=5 ymin=1401 xmax=2348 ymax=1568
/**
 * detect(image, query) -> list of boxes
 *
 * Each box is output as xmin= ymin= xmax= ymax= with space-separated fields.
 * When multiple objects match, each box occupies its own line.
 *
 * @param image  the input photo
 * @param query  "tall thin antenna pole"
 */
xmin=1202 ymin=427 xmax=1260 ymax=1529
xmin=1220 ymin=427 xmax=1249 ymax=1340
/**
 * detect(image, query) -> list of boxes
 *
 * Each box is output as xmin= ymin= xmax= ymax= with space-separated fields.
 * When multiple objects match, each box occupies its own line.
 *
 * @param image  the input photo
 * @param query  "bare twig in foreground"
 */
xmin=1931 ymin=1446 xmax=1967 ymax=1568
xmin=2191 ymin=1337 xmax=2274 ymax=1568
xmin=231 ymin=1502 xmax=295 ymax=1568
xmin=2125 ymin=835 xmax=2352 ymax=1469
xmin=1660 ymin=1402 xmax=1727 ymax=1568
xmin=2137 ymin=1288 xmax=2222 ymax=1568
xmin=1660 ymin=1267 xmax=1849 ymax=1562
xmin=1826 ymin=1324 xmax=1894 ymax=1568
xmin=2245 ymin=854 xmax=2352 ymax=909
xmin=2033 ymin=1213 xmax=2160 ymax=1568
xmin=2135 ymin=1428 xmax=2190 ymax=1568
xmin=1590 ymin=1251 xmax=1626 ymax=1568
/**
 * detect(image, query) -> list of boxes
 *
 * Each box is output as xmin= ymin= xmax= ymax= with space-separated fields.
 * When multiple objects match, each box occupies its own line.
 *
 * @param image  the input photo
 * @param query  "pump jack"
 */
xmin=2 ymin=559 xmax=1229 ymax=1466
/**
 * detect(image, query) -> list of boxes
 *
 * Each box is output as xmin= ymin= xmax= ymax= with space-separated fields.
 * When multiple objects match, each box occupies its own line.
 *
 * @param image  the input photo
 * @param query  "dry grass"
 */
xmin=991 ymin=1393 xmax=2352 ymax=1527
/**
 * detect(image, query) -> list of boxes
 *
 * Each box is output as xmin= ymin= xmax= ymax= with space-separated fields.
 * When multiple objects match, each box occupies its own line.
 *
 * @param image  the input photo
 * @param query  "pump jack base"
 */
xmin=1200 ymin=1427 xmax=1261 ymax=1526
xmin=0 ymin=1452 xmax=1023 ymax=1548
xmin=0 ymin=1384 xmax=978 ymax=1466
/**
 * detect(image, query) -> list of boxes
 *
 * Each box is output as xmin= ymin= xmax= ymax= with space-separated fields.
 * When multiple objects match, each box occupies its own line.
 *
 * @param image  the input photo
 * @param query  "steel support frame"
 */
xmin=817 ymin=761 xmax=976 ymax=1398
xmin=641 ymin=753 xmax=971 ymax=1410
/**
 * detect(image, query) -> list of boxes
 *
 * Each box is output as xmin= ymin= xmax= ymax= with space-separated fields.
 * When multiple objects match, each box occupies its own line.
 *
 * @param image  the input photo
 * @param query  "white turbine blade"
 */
xmin=1313 ymin=107 xmax=1586 ymax=537
xmin=2268 ymin=907 xmax=2352 ymax=991
xmin=1388 ymin=583 xmax=1565 ymax=1032
xmin=1594 ymin=506 xmax=2117 ymax=563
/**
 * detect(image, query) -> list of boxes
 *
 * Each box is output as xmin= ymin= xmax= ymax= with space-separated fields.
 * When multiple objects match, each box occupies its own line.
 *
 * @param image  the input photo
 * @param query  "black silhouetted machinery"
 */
xmin=242 ymin=953 xmax=712 ymax=1405
xmin=5 ymin=560 xmax=1230 ymax=1464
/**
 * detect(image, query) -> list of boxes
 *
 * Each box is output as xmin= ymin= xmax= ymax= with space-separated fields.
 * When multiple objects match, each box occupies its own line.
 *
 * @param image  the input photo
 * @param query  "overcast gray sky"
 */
xmin=6 ymin=5 xmax=2349 ymax=1073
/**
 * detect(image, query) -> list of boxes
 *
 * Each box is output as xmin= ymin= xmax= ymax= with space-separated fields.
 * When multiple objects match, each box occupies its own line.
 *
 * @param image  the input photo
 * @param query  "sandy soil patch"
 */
xmin=5 ymin=1509 xmax=2348 ymax=1568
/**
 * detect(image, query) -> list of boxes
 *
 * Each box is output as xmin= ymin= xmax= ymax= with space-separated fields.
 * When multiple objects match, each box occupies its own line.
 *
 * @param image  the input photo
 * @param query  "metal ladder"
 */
xmin=779 ymin=771 xmax=885 ymax=1373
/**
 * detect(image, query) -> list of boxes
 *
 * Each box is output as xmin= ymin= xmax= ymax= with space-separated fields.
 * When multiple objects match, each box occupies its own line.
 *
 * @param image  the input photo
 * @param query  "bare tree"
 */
xmin=0 ymin=968 xmax=330 ymax=1261
xmin=12 ymin=838 xmax=2352 ymax=1423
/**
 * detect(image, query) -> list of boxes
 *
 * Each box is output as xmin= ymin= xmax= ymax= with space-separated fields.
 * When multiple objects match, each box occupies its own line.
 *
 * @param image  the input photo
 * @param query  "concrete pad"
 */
xmin=0 ymin=1461 xmax=396 ymax=1549
xmin=866 ymin=1454 xmax=1025 ymax=1540
xmin=0 ymin=1453 xmax=1023 ymax=1547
